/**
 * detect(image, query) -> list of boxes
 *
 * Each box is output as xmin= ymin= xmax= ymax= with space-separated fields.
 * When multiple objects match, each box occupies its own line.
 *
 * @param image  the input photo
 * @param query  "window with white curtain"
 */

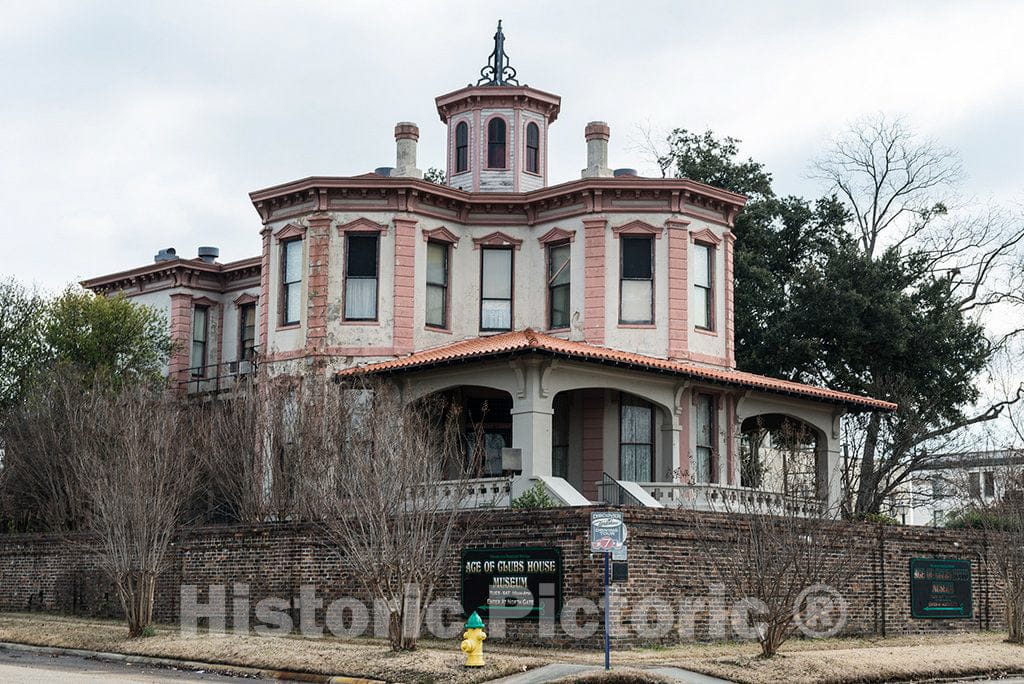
xmin=619 ymin=393 xmax=653 ymax=482
xmin=480 ymin=247 xmax=512 ymax=331
xmin=547 ymin=242 xmax=570 ymax=329
xmin=620 ymin=236 xmax=653 ymax=324
xmin=426 ymin=241 xmax=449 ymax=329
xmin=693 ymin=242 xmax=714 ymax=329
xmin=344 ymin=234 xmax=379 ymax=321
xmin=190 ymin=305 xmax=208 ymax=377
xmin=694 ymin=394 xmax=716 ymax=483
xmin=281 ymin=240 xmax=303 ymax=325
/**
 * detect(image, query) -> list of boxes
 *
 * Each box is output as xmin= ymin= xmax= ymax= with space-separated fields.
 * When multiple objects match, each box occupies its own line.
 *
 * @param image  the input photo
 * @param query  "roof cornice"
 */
xmin=434 ymin=85 xmax=562 ymax=123
xmin=248 ymin=175 xmax=747 ymax=225
xmin=81 ymin=256 xmax=261 ymax=293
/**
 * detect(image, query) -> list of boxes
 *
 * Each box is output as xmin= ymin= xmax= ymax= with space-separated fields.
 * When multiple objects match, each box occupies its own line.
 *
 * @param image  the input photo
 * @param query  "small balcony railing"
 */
xmin=181 ymin=353 xmax=257 ymax=394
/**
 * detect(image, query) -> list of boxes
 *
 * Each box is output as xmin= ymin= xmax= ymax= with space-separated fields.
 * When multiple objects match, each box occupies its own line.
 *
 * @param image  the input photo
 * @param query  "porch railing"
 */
xmin=637 ymin=482 xmax=825 ymax=517
xmin=412 ymin=476 xmax=513 ymax=510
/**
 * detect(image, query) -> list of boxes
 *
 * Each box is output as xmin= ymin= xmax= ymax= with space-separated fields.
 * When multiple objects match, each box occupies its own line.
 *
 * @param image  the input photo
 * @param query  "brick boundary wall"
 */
xmin=0 ymin=508 xmax=1003 ymax=647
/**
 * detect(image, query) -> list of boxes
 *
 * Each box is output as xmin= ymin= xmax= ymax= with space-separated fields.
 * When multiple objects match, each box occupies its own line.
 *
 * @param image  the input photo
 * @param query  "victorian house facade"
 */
xmin=83 ymin=24 xmax=895 ymax=512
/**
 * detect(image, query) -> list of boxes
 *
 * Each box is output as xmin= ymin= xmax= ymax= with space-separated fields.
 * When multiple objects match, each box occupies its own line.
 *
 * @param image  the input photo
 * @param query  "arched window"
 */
xmin=487 ymin=118 xmax=506 ymax=169
xmin=526 ymin=122 xmax=540 ymax=174
xmin=455 ymin=121 xmax=469 ymax=174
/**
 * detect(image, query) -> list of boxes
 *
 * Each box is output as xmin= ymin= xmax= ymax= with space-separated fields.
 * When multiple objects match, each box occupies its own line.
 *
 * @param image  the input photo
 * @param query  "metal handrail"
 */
xmin=181 ymin=351 xmax=257 ymax=393
xmin=596 ymin=472 xmax=644 ymax=507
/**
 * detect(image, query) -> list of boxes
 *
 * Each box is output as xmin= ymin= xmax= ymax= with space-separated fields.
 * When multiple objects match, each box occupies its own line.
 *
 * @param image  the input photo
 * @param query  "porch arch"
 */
xmin=739 ymin=413 xmax=828 ymax=501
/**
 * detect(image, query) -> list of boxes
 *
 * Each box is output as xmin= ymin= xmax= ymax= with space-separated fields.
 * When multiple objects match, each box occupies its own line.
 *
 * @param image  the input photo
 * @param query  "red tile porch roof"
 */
xmin=336 ymin=329 xmax=897 ymax=412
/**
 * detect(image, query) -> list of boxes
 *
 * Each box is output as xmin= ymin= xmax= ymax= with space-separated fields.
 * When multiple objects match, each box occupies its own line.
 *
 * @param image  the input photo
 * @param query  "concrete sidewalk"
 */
xmin=485 ymin=662 xmax=732 ymax=683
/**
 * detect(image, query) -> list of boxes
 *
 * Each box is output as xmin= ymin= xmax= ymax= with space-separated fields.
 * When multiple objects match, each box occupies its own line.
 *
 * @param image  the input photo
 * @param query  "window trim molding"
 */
xmin=278 ymin=238 xmax=303 ymax=328
xmin=693 ymin=240 xmax=717 ymax=332
xmin=342 ymin=232 xmax=381 ymax=323
xmin=537 ymin=226 xmax=576 ymax=244
xmin=422 ymin=226 xmax=461 ymax=247
xmin=274 ymin=222 xmax=306 ymax=242
xmin=546 ymin=240 xmax=572 ymax=332
xmin=472 ymin=231 xmax=522 ymax=250
xmin=337 ymin=217 xmax=388 ymax=236
xmin=425 ymin=239 xmax=451 ymax=331
xmin=479 ymin=245 xmax=514 ymax=332
xmin=689 ymin=227 xmax=722 ymax=245
xmin=612 ymin=220 xmax=664 ymax=240
xmin=484 ymin=114 xmax=509 ymax=170
xmin=618 ymin=234 xmax=655 ymax=326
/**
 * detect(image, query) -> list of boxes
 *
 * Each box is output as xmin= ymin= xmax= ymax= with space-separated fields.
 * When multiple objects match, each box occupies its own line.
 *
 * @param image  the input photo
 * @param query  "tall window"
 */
xmin=985 ymin=471 xmax=996 ymax=498
xmin=190 ymin=305 xmax=208 ymax=377
xmin=526 ymin=122 xmax=540 ymax=174
xmin=620 ymin=236 xmax=653 ymax=324
xmin=455 ymin=121 xmax=469 ymax=173
xmin=620 ymin=393 xmax=653 ymax=482
xmin=480 ymin=247 xmax=512 ymax=331
xmin=239 ymin=303 xmax=256 ymax=362
xmin=281 ymin=239 xmax=302 ymax=325
xmin=694 ymin=394 xmax=716 ymax=483
xmin=547 ymin=243 xmax=570 ymax=329
xmin=487 ymin=118 xmax=506 ymax=169
xmin=552 ymin=393 xmax=570 ymax=479
xmin=693 ymin=242 xmax=714 ymax=329
xmin=426 ymin=241 xmax=449 ymax=329
xmin=344 ymin=234 xmax=379 ymax=321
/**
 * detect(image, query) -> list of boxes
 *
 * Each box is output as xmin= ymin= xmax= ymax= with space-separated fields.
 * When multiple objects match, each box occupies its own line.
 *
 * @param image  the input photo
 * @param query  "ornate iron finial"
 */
xmin=476 ymin=20 xmax=519 ymax=87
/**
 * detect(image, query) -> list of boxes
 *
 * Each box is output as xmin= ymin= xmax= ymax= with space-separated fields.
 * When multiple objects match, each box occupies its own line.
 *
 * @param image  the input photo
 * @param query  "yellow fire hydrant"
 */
xmin=460 ymin=611 xmax=486 ymax=667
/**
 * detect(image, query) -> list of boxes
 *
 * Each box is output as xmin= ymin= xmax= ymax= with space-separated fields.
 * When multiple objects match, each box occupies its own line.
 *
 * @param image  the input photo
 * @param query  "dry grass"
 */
xmin=0 ymin=613 xmax=1022 ymax=683
xmin=0 ymin=613 xmax=542 ymax=683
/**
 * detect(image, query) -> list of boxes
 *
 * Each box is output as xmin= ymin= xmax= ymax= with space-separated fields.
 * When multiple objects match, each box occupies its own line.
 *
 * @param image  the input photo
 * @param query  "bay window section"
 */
xmin=620 ymin=236 xmax=653 ymax=324
xmin=281 ymin=239 xmax=302 ymax=325
xmin=547 ymin=242 xmax=570 ymax=330
xmin=344 ymin=234 xmax=379 ymax=321
xmin=426 ymin=241 xmax=449 ymax=329
xmin=619 ymin=393 xmax=653 ymax=482
xmin=190 ymin=305 xmax=208 ymax=378
xmin=480 ymin=247 xmax=513 ymax=331
xmin=693 ymin=242 xmax=714 ymax=330
xmin=694 ymin=394 xmax=716 ymax=483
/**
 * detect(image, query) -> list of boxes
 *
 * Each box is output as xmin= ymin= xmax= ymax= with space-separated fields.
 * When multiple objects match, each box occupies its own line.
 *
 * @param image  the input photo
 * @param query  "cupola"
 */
xmin=435 ymin=21 xmax=561 ymax=193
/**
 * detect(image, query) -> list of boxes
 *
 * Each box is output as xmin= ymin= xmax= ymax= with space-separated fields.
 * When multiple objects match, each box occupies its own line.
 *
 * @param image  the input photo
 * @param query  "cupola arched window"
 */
xmin=487 ymin=118 xmax=506 ymax=169
xmin=526 ymin=122 xmax=540 ymax=174
xmin=455 ymin=121 xmax=469 ymax=173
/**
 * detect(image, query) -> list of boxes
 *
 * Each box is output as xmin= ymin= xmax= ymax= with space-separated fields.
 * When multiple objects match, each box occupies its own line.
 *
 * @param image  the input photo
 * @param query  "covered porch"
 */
xmin=338 ymin=330 xmax=895 ymax=514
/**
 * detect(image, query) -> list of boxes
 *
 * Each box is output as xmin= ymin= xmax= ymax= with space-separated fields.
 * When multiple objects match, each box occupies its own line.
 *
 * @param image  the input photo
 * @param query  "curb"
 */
xmin=0 ymin=640 xmax=384 ymax=683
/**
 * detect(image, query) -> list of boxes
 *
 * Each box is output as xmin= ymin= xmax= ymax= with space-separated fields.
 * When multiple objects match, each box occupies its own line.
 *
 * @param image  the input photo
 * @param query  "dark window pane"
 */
xmin=455 ymin=122 xmax=468 ymax=173
xmin=487 ymin=118 xmax=506 ymax=168
xmin=621 ymin=237 xmax=652 ymax=279
xmin=346 ymin=235 xmax=378 ymax=277
xmin=526 ymin=122 xmax=540 ymax=173
xmin=550 ymin=285 xmax=570 ymax=329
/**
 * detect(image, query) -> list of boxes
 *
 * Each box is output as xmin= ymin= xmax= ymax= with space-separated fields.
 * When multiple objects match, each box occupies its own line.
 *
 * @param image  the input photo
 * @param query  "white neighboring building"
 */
xmin=894 ymin=449 xmax=1024 ymax=526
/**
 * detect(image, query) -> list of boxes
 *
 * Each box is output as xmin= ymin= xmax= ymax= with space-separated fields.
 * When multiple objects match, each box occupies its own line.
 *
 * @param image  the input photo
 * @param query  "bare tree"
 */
xmin=949 ymin=461 xmax=1024 ymax=642
xmin=2 ymin=371 xmax=201 ymax=636
xmin=695 ymin=424 xmax=865 ymax=657
xmin=283 ymin=375 xmax=483 ymax=651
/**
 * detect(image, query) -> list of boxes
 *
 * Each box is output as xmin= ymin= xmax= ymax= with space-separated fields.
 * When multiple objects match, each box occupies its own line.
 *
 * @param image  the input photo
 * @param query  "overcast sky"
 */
xmin=1 ymin=0 xmax=1022 ymax=290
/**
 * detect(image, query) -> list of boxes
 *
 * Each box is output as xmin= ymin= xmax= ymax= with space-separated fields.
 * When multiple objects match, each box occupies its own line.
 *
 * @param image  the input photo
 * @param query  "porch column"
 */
xmin=660 ymin=416 xmax=681 ymax=482
xmin=510 ymin=358 xmax=554 ymax=478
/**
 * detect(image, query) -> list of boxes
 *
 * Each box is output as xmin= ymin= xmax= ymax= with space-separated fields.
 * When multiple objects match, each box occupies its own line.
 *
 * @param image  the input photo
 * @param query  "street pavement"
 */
xmin=0 ymin=649 xmax=254 ymax=683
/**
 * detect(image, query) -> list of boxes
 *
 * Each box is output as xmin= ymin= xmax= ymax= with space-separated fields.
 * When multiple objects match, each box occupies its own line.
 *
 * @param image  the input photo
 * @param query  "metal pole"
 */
xmin=604 ymin=551 xmax=610 ymax=670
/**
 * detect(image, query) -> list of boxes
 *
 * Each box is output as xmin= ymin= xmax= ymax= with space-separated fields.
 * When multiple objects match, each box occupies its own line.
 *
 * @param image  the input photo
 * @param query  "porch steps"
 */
xmin=512 ymin=476 xmax=591 ymax=506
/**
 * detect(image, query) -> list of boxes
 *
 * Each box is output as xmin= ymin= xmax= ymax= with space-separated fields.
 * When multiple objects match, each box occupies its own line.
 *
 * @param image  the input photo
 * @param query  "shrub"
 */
xmin=512 ymin=481 xmax=556 ymax=509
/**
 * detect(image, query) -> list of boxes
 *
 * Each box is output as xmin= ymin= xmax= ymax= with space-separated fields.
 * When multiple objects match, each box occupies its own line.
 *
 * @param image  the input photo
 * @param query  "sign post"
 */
xmin=590 ymin=512 xmax=627 ymax=671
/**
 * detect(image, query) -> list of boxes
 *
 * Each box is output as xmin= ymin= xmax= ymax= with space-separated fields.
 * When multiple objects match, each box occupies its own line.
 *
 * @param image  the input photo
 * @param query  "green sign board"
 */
xmin=461 ymin=546 xmax=562 ymax=621
xmin=910 ymin=558 xmax=972 ymax=619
